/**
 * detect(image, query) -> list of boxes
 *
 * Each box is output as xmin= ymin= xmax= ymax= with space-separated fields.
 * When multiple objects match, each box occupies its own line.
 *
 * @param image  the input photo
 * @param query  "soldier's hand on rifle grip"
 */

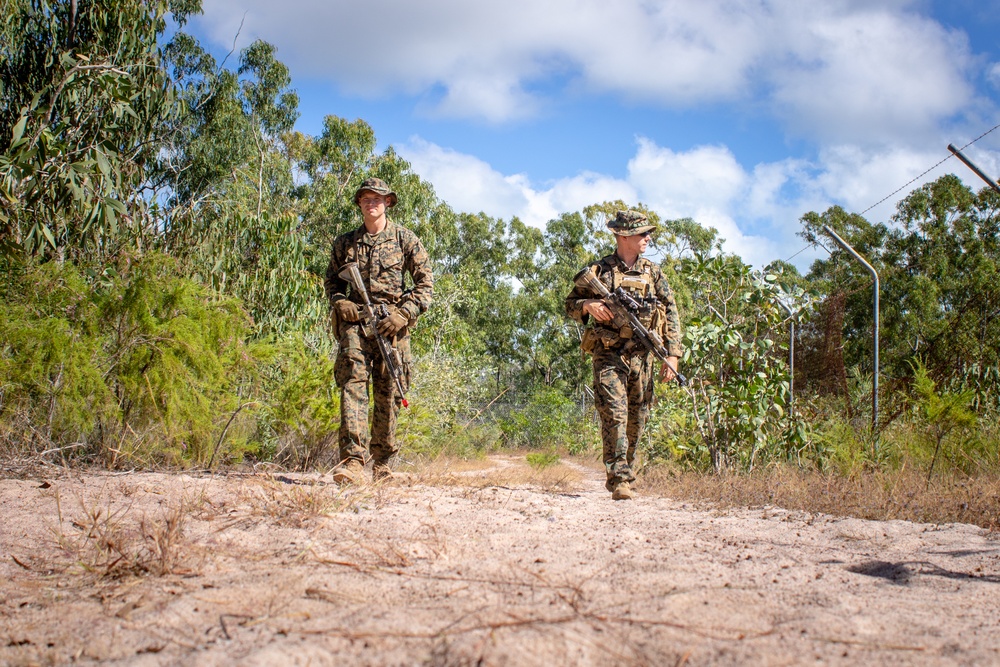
xmin=659 ymin=356 xmax=680 ymax=383
xmin=583 ymin=299 xmax=613 ymax=323
xmin=376 ymin=306 xmax=408 ymax=337
xmin=334 ymin=299 xmax=360 ymax=323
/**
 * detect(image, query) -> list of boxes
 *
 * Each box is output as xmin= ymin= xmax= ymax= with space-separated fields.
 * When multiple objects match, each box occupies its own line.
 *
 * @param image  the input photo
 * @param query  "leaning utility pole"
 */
xmin=948 ymin=143 xmax=1000 ymax=195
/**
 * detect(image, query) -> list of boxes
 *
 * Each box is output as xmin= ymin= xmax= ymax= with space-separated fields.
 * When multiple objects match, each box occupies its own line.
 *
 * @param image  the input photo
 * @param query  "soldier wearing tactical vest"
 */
xmin=325 ymin=178 xmax=433 ymax=484
xmin=565 ymin=210 xmax=683 ymax=500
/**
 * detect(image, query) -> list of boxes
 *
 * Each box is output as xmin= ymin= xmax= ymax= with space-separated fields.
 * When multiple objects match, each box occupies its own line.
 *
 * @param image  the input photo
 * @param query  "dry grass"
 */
xmin=639 ymin=464 xmax=1000 ymax=531
xmin=232 ymin=475 xmax=372 ymax=527
xmin=402 ymin=454 xmax=585 ymax=493
xmin=23 ymin=487 xmax=198 ymax=579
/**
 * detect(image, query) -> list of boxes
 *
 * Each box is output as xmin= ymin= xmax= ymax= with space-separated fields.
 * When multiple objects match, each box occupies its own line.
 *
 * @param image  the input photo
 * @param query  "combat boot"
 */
xmin=332 ymin=458 xmax=366 ymax=485
xmin=611 ymin=481 xmax=634 ymax=501
xmin=372 ymin=462 xmax=394 ymax=482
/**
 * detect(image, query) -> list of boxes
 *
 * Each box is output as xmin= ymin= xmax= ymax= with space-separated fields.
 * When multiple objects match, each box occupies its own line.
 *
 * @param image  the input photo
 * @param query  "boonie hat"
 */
xmin=607 ymin=209 xmax=655 ymax=236
xmin=354 ymin=177 xmax=398 ymax=208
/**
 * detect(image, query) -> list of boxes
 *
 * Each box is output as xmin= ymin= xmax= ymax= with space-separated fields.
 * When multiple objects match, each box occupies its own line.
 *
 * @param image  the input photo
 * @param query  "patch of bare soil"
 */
xmin=1 ymin=456 xmax=998 ymax=666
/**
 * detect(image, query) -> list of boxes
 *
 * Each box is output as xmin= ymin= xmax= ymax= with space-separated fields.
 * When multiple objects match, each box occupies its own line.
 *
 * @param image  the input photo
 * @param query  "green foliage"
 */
xmin=157 ymin=33 xmax=315 ymax=336
xmin=800 ymin=394 xmax=874 ymax=475
xmin=498 ymin=385 xmax=590 ymax=451
xmin=908 ymin=359 xmax=976 ymax=481
xmin=679 ymin=253 xmax=813 ymax=472
xmin=0 ymin=254 xmax=260 ymax=466
xmin=644 ymin=386 xmax=704 ymax=467
xmin=800 ymin=176 xmax=1000 ymax=410
xmin=261 ymin=336 xmax=339 ymax=469
xmin=397 ymin=351 xmax=499 ymax=460
xmin=0 ymin=261 xmax=114 ymax=445
xmin=526 ymin=451 xmax=561 ymax=470
xmin=172 ymin=210 xmax=325 ymax=336
xmin=0 ymin=0 xmax=198 ymax=259
xmin=656 ymin=216 xmax=723 ymax=259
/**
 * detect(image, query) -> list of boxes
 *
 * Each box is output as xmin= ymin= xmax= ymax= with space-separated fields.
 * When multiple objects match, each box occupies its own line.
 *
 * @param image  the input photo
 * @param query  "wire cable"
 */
xmin=782 ymin=242 xmax=818 ymax=265
xmin=858 ymin=122 xmax=1000 ymax=217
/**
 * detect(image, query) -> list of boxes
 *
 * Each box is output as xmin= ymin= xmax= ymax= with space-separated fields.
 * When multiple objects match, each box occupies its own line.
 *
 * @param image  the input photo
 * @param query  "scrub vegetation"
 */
xmin=2 ymin=0 xmax=999 ymax=529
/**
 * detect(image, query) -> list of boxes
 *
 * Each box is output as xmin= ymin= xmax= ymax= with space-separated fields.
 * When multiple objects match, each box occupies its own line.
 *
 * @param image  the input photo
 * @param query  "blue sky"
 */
xmin=188 ymin=0 xmax=1000 ymax=270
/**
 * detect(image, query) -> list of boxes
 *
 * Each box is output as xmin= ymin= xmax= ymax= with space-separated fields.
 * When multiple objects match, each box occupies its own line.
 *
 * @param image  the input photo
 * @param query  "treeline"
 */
xmin=2 ymin=0 xmax=998 ymax=478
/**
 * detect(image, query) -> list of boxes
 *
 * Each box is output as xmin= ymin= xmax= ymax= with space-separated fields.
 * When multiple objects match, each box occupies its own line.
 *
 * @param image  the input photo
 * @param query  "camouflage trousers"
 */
xmin=334 ymin=323 xmax=412 ymax=465
xmin=592 ymin=346 xmax=654 ymax=489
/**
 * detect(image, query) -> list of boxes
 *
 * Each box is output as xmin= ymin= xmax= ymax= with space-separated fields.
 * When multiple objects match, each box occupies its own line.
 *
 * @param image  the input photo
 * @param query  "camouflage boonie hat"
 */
xmin=354 ymin=177 xmax=398 ymax=208
xmin=607 ymin=209 xmax=655 ymax=236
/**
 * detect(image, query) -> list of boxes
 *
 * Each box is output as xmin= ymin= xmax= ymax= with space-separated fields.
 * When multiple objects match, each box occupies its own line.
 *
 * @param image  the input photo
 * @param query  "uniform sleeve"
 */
xmin=399 ymin=231 xmax=433 ymax=320
xmin=654 ymin=268 xmax=684 ymax=357
xmin=565 ymin=281 xmax=592 ymax=324
xmin=565 ymin=261 xmax=603 ymax=324
xmin=324 ymin=237 xmax=350 ymax=307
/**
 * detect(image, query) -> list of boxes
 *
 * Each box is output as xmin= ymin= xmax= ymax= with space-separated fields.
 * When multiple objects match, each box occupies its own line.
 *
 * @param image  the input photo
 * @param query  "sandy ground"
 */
xmin=1 ymin=456 xmax=999 ymax=667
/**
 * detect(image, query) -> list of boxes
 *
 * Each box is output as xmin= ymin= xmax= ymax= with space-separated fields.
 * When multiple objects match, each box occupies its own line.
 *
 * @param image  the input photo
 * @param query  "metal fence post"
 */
xmin=777 ymin=300 xmax=795 ymax=417
xmin=822 ymin=226 xmax=879 ymax=440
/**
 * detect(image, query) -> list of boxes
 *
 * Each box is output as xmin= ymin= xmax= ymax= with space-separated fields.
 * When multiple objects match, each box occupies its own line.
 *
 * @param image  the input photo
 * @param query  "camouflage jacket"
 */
xmin=325 ymin=220 xmax=433 ymax=322
xmin=565 ymin=253 xmax=683 ymax=357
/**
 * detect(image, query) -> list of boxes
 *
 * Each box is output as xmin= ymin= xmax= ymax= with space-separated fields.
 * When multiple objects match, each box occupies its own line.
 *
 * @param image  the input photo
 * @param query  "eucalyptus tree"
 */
xmin=798 ymin=205 xmax=887 ymax=400
xmin=800 ymin=176 xmax=1000 ymax=409
xmin=155 ymin=31 xmax=314 ymax=334
xmin=882 ymin=176 xmax=1000 ymax=402
xmin=0 ymin=0 xmax=200 ymax=260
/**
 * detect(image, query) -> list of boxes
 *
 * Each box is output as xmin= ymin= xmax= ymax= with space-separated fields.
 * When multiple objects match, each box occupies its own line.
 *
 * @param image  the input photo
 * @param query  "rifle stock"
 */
xmin=573 ymin=267 xmax=688 ymax=387
xmin=337 ymin=262 xmax=410 ymax=407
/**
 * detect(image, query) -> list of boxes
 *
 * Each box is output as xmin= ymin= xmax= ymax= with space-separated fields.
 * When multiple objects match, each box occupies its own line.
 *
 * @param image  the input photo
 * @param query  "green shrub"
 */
xmin=397 ymin=352 xmax=497 ymax=460
xmin=679 ymin=256 xmax=813 ymax=472
xmin=0 ymin=255 xmax=262 ymax=466
xmin=498 ymin=385 xmax=578 ymax=450
xmin=526 ymin=451 xmax=560 ymax=470
xmin=261 ymin=335 xmax=339 ymax=469
xmin=644 ymin=387 xmax=706 ymax=469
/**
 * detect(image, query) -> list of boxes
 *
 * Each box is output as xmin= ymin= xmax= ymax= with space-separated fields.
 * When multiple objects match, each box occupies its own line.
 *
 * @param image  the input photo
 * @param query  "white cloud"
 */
xmin=624 ymin=140 xmax=787 ymax=267
xmin=627 ymin=139 xmax=747 ymax=216
xmin=813 ymin=144 xmax=955 ymax=219
xmin=988 ymin=62 xmax=1000 ymax=89
xmin=398 ymin=138 xmax=634 ymax=228
xmin=767 ymin=4 xmax=973 ymax=144
xmin=192 ymin=0 xmax=1000 ymax=271
xmin=400 ymin=135 xmax=822 ymax=268
xmin=400 ymin=133 xmax=1000 ymax=271
xmin=397 ymin=138 xmax=530 ymax=218
xmin=194 ymin=0 xmax=980 ymax=135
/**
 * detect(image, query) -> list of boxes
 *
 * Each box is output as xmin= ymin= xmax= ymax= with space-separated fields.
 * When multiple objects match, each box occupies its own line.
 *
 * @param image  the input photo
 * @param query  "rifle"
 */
xmin=573 ymin=266 xmax=688 ymax=387
xmin=337 ymin=262 xmax=410 ymax=407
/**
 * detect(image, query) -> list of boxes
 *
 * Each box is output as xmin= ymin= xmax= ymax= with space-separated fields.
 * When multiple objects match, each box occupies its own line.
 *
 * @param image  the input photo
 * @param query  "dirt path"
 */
xmin=2 ymin=457 xmax=999 ymax=666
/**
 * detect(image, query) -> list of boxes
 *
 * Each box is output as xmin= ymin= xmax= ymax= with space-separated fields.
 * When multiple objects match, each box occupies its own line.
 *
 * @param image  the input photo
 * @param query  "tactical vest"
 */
xmin=582 ymin=260 xmax=660 ymax=354
xmin=611 ymin=264 xmax=657 ymax=328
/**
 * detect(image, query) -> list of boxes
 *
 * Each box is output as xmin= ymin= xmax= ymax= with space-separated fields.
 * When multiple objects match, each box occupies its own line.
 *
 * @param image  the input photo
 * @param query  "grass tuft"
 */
xmin=638 ymin=463 xmax=1000 ymax=531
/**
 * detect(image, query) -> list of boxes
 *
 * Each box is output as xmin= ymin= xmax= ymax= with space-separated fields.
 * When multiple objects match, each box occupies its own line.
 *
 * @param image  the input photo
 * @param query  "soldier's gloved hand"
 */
xmin=334 ymin=299 xmax=360 ymax=323
xmin=583 ymin=299 xmax=613 ymax=323
xmin=659 ymin=356 xmax=679 ymax=383
xmin=377 ymin=306 xmax=408 ymax=337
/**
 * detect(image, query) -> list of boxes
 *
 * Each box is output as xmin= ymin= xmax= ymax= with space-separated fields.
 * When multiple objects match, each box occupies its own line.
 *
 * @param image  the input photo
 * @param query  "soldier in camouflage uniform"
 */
xmin=325 ymin=177 xmax=433 ymax=483
xmin=565 ymin=210 xmax=683 ymax=500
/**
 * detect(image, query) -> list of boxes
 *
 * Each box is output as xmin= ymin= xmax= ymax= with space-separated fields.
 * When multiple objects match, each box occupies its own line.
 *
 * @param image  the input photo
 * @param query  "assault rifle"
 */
xmin=337 ymin=262 xmax=409 ymax=407
xmin=573 ymin=266 xmax=688 ymax=387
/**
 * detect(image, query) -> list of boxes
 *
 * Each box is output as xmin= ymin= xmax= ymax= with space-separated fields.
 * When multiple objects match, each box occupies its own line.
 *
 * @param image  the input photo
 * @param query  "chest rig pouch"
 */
xmin=616 ymin=265 xmax=656 ymax=327
xmin=585 ymin=262 xmax=657 ymax=353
